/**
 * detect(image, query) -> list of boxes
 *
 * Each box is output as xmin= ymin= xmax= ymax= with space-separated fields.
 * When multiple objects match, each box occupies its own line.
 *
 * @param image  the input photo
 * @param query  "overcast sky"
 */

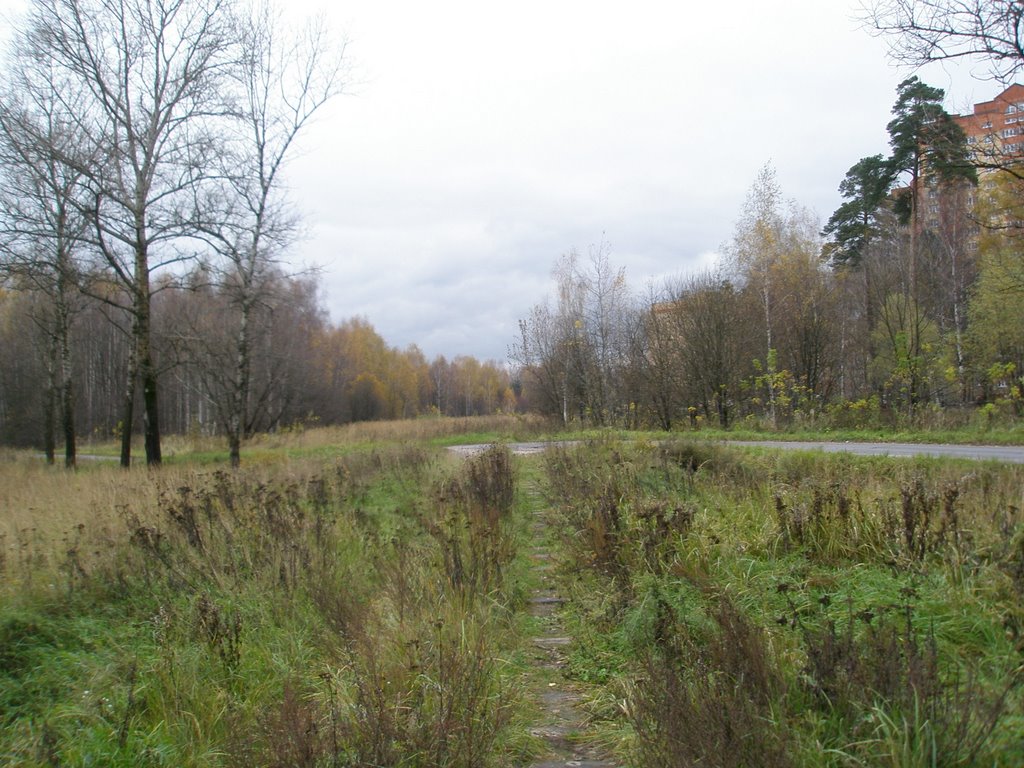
xmin=0 ymin=0 xmax=1001 ymax=362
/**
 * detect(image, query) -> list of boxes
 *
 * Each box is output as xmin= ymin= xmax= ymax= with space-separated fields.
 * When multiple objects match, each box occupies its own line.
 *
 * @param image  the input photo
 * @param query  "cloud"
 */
xmin=277 ymin=0 xmax=987 ymax=361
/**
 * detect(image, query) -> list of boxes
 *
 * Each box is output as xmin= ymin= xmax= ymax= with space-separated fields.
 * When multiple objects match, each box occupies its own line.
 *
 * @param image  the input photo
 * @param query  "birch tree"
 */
xmin=730 ymin=163 xmax=785 ymax=425
xmin=188 ymin=1 xmax=346 ymax=466
xmin=0 ymin=60 xmax=92 ymax=466
xmin=20 ymin=0 xmax=233 ymax=466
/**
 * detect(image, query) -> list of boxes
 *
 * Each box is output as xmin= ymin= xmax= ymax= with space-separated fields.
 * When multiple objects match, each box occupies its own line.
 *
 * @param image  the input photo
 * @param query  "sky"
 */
xmin=0 ymin=0 xmax=1002 ymax=362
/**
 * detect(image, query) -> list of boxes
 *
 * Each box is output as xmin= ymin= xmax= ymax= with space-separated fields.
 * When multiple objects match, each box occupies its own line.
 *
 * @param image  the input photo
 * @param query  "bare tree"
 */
xmin=511 ymin=301 xmax=571 ymax=423
xmin=668 ymin=269 xmax=753 ymax=428
xmin=187 ymin=1 xmax=346 ymax=466
xmin=637 ymin=282 xmax=685 ymax=430
xmin=512 ymin=245 xmax=637 ymax=426
xmin=866 ymin=3 xmax=1024 ymax=181
xmin=865 ymin=1 xmax=1024 ymax=84
xmin=19 ymin=0 xmax=234 ymax=466
xmin=0 ymin=58 xmax=93 ymax=467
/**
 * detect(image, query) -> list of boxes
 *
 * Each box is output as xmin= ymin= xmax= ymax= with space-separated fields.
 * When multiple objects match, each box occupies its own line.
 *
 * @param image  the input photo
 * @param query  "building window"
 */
xmin=983 ymin=120 xmax=993 ymax=128
xmin=1009 ymin=117 xmax=1019 ymax=124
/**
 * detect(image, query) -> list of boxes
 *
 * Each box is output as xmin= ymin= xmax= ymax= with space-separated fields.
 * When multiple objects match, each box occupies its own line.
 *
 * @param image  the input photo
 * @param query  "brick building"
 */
xmin=954 ymin=82 xmax=1024 ymax=156
xmin=914 ymin=83 xmax=1024 ymax=238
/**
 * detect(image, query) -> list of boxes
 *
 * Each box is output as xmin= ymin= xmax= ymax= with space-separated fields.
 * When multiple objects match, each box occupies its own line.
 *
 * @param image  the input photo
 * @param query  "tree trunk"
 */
xmin=228 ymin=299 xmax=251 ymax=469
xmin=57 ymin=292 xmax=76 ymax=468
xmin=120 ymin=335 xmax=137 ymax=468
xmin=141 ymin=346 xmax=161 ymax=466
xmin=135 ymin=234 xmax=161 ymax=466
xmin=43 ymin=328 xmax=57 ymax=465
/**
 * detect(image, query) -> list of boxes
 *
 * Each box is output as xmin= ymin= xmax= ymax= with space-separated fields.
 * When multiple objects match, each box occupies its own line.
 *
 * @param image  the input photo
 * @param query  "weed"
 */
xmin=426 ymin=445 xmax=517 ymax=597
xmin=626 ymin=583 xmax=792 ymax=768
xmin=797 ymin=596 xmax=1017 ymax=765
xmin=259 ymin=680 xmax=325 ymax=768
xmin=193 ymin=593 xmax=243 ymax=672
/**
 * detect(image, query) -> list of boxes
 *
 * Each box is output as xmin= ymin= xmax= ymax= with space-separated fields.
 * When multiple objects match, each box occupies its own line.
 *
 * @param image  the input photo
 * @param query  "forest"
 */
xmin=512 ymin=75 xmax=1024 ymax=436
xmin=0 ymin=0 xmax=516 ymax=467
xmin=2 ymin=0 xmax=1023 ymax=471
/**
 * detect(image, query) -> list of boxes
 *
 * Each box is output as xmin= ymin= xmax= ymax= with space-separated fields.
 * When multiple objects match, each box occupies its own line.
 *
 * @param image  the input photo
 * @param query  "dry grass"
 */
xmin=0 ymin=458 xmax=161 ymax=585
xmin=0 ymin=414 xmax=547 ymax=586
xmin=0 ymin=457 xmax=340 ymax=589
xmin=250 ymin=413 xmax=552 ymax=451
xmin=1 ymin=438 xmax=528 ymax=766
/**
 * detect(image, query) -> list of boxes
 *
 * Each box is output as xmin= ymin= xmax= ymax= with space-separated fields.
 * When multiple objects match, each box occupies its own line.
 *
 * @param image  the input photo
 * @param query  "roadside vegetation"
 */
xmin=542 ymin=437 xmax=1024 ymax=766
xmin=3 ymin=417 xmax=1023 ymax=766
xmin=1 ymin=427 xmax=536 ymax=766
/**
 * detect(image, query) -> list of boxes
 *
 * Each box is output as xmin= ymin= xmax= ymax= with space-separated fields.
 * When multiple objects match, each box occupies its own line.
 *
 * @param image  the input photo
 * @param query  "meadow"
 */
xmin=542 ymin=438 xmax=1024 ymax=766
xmin=1 ymin=417 xmax=1022 ymax=766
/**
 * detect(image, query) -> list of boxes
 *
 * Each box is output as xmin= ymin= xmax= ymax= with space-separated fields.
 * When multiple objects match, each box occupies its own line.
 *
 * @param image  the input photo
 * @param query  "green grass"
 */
xmin=537 ymin=437 xmax=1024 ymax=767
xmin=6 ymin=418 xmax=1024 ymax=766
xmin=1 ymin=440 xmax=537 ymax=766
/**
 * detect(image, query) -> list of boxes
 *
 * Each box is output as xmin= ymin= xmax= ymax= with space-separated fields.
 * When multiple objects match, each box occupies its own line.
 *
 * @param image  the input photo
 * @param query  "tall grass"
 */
xmin=542 ymin=438 xmax=1024 ymax=767
xmin=0 ymin=441 xmax=529 ymax=766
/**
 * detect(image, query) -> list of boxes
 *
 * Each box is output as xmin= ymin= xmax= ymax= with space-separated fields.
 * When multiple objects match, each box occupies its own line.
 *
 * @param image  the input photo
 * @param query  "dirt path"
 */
xmin=521 ymin=484 xmax=618 ymax=768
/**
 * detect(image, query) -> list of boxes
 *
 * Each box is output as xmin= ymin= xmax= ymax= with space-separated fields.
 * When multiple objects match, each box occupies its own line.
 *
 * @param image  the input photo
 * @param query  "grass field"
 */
xmin=2 ymin=417 xmax=1022 ymax=766
xmin=541 ymin=437 xmax=1024 ymax=766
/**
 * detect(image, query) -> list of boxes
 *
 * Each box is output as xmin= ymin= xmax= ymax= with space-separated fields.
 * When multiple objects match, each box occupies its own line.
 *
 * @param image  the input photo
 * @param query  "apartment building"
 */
xmin=912 ymin=83 xmax=1024 ymax=238
xmin=955 ymin=82 xmax=1024 ymax=156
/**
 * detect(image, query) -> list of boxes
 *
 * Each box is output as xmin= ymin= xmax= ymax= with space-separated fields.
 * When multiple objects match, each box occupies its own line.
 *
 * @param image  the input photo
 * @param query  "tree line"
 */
xmin=0 ymin=0 xmax=515 ymax=467
xmin=5 ymin=0 xmax=1024 ymax=462
xmin=0 ymin=276 xmax=515 ymax=456
xmin=512 ymin=77 xmax=1024 ymax=430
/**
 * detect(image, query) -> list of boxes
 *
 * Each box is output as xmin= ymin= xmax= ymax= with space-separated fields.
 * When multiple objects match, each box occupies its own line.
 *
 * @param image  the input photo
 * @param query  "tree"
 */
xmin=773 ymin=207 xmax=840 ymax=408
xmin=967 ymin=250 xmax=1024 ymax=409
xmin=824 ymin=78 xmax=976 ymax=407
xmin=638 ymin=283 xmax=686 ymax=430
xmin=511 ymin=244 xmax=636 ymax=426
xmin=823 ymin=156 xmax=898 ymax=390
xmin=20 ymin=0 xmax=234 ymax=466
xmin=866 ymin=1 xmax=1024 ymax=85
xmin=0 ymin=289 xmax=49 ymax=447
xmin=188 ymin=0 xmax=345 ymax=466
xmin=966 ymin=172 xmax=1024 ymax=406
xmin=0 ymin=60 xmax=92 ymax=466
xmin=511 ymin=302 xmax=570 ymax=422
xmin=670 ymin=270 xmax=752 ymax=428
xmin=871 ymin=291 xmax=944 ymax=412
xmin=823 ymin=155 xmax=896 ymax=268
xmin=429 ymin=355 xmax=454 ymax=414
xmin=887 ymin=76 xmax=975 ymax=232
xmin=729 ymin=163 xmax=793 ymax=426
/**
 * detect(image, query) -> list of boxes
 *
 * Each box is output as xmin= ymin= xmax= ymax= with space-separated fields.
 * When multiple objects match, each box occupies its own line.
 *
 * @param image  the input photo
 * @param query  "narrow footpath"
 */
xmin=521 ymin=482 xmax=618 ymax=768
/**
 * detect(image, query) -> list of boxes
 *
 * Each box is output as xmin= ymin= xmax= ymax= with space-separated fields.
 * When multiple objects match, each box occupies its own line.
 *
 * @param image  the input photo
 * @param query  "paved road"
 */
xmin=448 ymin=440 xmax=1024 ymax=463
xmin=729 ymin=440 xmax=1024 ymax=463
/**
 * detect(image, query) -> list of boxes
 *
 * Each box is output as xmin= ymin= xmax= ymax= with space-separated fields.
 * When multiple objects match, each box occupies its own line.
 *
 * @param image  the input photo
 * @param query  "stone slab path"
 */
xmin=521 ymin=486 xmax=618 ymax=768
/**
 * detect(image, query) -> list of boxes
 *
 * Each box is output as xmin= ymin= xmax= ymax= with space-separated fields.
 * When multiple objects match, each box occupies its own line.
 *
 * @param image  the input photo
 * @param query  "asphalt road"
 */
xmin=728 ymin=440 xmax=1024 ymax=463
xmin=448 ymin=440 xmax=1024 ymax=463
